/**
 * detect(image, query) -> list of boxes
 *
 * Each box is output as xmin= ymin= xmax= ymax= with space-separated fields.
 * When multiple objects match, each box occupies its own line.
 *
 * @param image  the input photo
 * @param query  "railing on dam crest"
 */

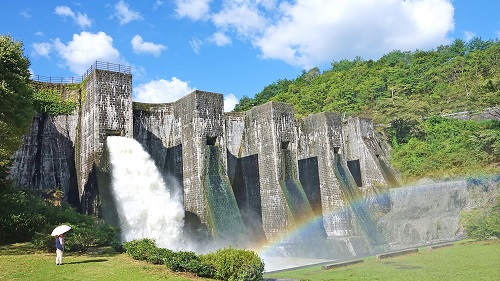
xmin=30 ymin=61 xmax=131 ymax=84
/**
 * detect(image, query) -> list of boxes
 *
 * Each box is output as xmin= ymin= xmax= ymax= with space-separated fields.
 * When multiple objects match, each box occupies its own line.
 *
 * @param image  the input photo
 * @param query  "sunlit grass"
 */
xmin=0 ymin=243 xmax=212 ymax=281
xmin=264 ymin=240 xmax=500 ymax=281
xmin=2 ymin=240 xmax=498 ymax=281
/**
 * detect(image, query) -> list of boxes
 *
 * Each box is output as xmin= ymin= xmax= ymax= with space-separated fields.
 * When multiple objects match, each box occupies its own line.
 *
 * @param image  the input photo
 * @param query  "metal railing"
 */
xmin=30 ymin=75 xmax=82 ymax=84
xmin=30 ymin=61 xmax=131 ymax=84
xmin=81 ymin=61 xmax=131 ymax=80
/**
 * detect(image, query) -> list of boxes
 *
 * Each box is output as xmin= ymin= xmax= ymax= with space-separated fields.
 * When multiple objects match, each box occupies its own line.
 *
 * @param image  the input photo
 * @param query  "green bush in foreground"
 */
xmin=201 ymin=246 xmax=265 ymax=281
xmin=123 ymin=239 xmax=264 ymax=280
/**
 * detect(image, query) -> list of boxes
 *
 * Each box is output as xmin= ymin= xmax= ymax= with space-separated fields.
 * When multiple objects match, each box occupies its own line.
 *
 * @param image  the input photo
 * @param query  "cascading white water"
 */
xmin=106 ymin=136 xmax=185 ymax=250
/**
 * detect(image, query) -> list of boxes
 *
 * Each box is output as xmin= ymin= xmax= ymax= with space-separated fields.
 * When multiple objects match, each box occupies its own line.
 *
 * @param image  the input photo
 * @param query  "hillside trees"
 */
xmin=234 ymin=38 xmax=499 ymax=125
xmin=0 ymin=35 xmax=34 ymax=185
xmin=233 ymin=37 xmax=499 ymax=181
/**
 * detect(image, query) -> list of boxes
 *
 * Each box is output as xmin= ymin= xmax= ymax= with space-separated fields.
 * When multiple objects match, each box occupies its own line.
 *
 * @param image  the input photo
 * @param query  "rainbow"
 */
xmin=254 ymin=188 xmax=393 ymax=257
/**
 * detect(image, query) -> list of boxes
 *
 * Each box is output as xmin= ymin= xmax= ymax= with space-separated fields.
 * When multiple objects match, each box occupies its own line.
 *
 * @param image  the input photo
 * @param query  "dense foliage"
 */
xmin=123 ymin=238 xmax=265 ymax=280
xmin=32 ymin=88 xmax=78 ymax=115
xmin=461 ymin=195 xmax=500 ymax=240
xmin=389 ymin=117 xmax=499 ymax=181
xmin=201 ymin=246 xmax=265 ymax=281
xmin=0 ymin=35 xmax=34 ymax=184
xmin=0 ymin=187 xmax=120 ymax=252
xmin=235 ymin=38 xmax=499 ymax=123
xmin=234 ymin=38 xmax=499 ymax=182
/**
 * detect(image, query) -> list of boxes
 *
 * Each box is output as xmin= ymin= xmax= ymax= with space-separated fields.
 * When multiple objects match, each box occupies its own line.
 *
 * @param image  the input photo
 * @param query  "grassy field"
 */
xmin=264 ymin=240 xmax=500 ymax=281
xmin=0 ymin=243 xmax=211 ymax=281
xmin=1 ymin=240 xmax=498 ymax=281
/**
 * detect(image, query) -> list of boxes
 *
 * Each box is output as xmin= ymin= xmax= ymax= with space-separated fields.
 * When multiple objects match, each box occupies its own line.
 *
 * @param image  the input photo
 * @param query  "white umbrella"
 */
xmin=51 ymin=225 xmax=71 ymax=236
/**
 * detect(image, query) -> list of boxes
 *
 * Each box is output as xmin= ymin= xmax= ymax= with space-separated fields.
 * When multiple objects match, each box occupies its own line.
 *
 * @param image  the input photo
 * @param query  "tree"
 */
xmin=0 ymin=35 xmax=34 ymax=185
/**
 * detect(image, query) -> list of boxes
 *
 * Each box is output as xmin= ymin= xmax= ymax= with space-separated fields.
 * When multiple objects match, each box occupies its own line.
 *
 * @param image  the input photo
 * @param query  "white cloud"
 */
xmin=196 ymin=0 xmax=454 ymax=68
xmin=153 ymin=0 xmax=164 ymax=9
xmin=54 ymin=6 xmax=92 ymax=28
xmin=224 ymin=93 xmax=238 ymax=112
xmin=32 ymin=42 xmax=52 ymax=57
xmin=190 ymin=38 xmax=203 ymax=54
xmin=463 ymin=31 xmax=476 ymax=41
xmin=113 ymin=0 xmax=142 ymax=25
xmin=210 ymin=32 xmax=231 ymax=46
xmin=211 ymin=3 xmax=267 ymax=37
xmin=133 ymin=78 xmax=195 ymax=103
xmin=55 ymin=6 xmax=73 ymax=17
xmin=20 ymin=10 xmax=32 ymax=19
xmin=53 ymin=31 xmax=124 ymax=75
xmin=254 ymin=0 xmax=454 ymax=68
xmin=131 ymin=35 xmax=167 ymax=56
xmin=134 ymin=78 xmax=238 ymax=111
xmin=75 ymin=13 xmax=92 ymax=28
xmin=174 ymin=0 xmax=211 ymax=20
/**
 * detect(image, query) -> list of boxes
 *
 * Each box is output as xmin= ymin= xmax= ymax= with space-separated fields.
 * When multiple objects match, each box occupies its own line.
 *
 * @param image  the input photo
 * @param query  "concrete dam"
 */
xmin=11 ymin=62 xmax=491 ymax=259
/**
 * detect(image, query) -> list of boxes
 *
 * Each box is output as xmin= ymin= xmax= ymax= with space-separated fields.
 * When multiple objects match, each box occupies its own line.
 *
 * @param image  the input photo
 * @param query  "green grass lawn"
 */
xmin=264 ymin=240 xmax=500 ymax=281
xmin=0 ymin=243 xmax=212 ymax=281
xmin=1 ymin=240 xmax=499 ymax=281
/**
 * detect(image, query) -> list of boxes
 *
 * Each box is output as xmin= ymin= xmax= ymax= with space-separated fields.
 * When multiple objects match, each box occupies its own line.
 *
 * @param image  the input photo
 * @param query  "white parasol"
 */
xmin=51 ymin=225 xmax=71 ymax=236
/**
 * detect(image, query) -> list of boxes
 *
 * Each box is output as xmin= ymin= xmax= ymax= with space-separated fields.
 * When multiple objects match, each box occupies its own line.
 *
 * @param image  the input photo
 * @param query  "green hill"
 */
xmin=234 ymin=38 xmax=499 ymax=183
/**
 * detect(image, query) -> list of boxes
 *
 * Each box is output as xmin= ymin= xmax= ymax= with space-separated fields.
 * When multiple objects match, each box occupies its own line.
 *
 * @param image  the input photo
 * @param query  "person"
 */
xmin=55 ymin=234 xmax=64 ymax=265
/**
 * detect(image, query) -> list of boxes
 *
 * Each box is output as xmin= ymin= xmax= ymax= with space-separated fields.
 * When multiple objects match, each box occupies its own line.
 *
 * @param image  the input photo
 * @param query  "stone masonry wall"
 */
xmin=11 ymin=69 xmax=398 ymax=246
xmin=343 ymin=117 xmax=397 ymax=189
xmin=77 ymin=69 xmax=132 ymax=214
xmin=296 ymin=112 xmax=353 ymax=237
xmin=173 ymin=91 xmax=225 ymax=226
xmin=133 ymin=103 xmax=175 ymax=170
xmin=9 ymin=85 xmax=80 ymax=206
xmin=240 ymin=102 xmax=298 ymax=243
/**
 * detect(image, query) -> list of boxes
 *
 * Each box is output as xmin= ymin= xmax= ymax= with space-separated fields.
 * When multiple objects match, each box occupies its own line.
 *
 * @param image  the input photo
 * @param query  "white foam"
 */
xmin=107 ymin=136 xmax=185 ymax=250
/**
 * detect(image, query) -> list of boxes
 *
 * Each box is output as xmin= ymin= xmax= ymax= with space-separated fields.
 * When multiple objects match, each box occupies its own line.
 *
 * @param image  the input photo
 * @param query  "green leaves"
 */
xmin=460 ymin=197 xmax=500 ymax=240
xmin=389 ymin=117 xmax=499 ymax=181
xmin=32 ymin=89 xmax=78 ymax=115
xmin=0 ymin=35 xmax=34 ymax=183
xmin=201 ymin=246 xmax=265 ymax=281
xmin=0 ymin=187 xmax=119 ymax=252
xmin=123 ymin=239 xmax=265 ymax=280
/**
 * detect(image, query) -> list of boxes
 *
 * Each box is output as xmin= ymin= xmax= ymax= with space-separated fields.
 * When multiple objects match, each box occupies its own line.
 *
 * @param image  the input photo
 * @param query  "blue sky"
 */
xmin=1 ymin=0 xmax=499 ymax=111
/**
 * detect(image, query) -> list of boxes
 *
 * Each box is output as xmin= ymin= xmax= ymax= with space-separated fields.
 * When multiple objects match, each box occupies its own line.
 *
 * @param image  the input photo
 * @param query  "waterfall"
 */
xmin=106 ymin=136 xmax=185 ymax=250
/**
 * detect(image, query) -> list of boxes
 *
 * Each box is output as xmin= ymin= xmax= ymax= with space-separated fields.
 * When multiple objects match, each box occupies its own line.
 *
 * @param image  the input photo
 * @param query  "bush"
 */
xmin=122 ymin=239 xmax=264 ymax=280
xmin=122 ymin=238 xmax=157 ymax=261
xmin=461 ymin=197 xmax=500 ymax=240
xmin=202 ymin=246 xmax=265 ymax=281
xmin=122 ymin=239 xmax=216 ymax=278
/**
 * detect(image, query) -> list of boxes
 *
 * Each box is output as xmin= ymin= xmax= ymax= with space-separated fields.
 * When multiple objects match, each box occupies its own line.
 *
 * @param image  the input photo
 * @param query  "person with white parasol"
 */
xmin=51 ymin=225 xmax=71 ymax=265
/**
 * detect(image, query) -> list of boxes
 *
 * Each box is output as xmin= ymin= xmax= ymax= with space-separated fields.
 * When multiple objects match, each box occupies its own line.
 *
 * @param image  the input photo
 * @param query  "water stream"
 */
xmin=106 ymin=136 xmax=185 ymax=250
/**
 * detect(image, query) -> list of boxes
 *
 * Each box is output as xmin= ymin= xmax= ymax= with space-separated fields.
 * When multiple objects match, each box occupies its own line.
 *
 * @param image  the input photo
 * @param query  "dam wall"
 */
xmin=10 ymin=65 xmax=401 ymax=249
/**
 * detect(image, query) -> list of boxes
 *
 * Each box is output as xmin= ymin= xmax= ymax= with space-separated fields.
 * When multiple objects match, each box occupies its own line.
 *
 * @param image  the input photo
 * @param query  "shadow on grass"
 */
xmin=0 ymin=243 xmax=122 ymax=258
xmin=65 ymin=258 xmax=108 ymax=264
xmin=0 ymin=243 xmax=38 ymax=255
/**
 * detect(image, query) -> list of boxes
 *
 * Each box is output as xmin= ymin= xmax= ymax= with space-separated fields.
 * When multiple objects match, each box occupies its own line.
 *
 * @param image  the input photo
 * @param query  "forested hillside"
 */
xmin=235 ymin=38 xmax=499 ymax=182
xmin=235 ymin=38 xmax=498 ymax=123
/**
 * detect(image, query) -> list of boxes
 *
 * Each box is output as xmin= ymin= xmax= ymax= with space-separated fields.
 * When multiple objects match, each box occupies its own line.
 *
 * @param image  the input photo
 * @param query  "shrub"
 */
xmin=202 ymin=246 xmax=265 ymax=281
xmin=122 ymin=238 xmax=157 ymax=261
xmin=148 ymin=247 xmax=174 ymax=265
xmin=122 ymin=239 xmax=264 ymax=280
xmin=0 ymin=187 xmax=120 ymax=251
xmin=461 ymin=197 xmax=500 ymax=240
xmin=123 ymin=239 xmax=216 ymax=278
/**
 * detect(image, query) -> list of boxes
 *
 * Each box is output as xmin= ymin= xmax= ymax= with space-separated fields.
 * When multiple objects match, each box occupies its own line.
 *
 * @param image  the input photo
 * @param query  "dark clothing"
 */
xmin=55 ymin=237 xmax=64 ymax=251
